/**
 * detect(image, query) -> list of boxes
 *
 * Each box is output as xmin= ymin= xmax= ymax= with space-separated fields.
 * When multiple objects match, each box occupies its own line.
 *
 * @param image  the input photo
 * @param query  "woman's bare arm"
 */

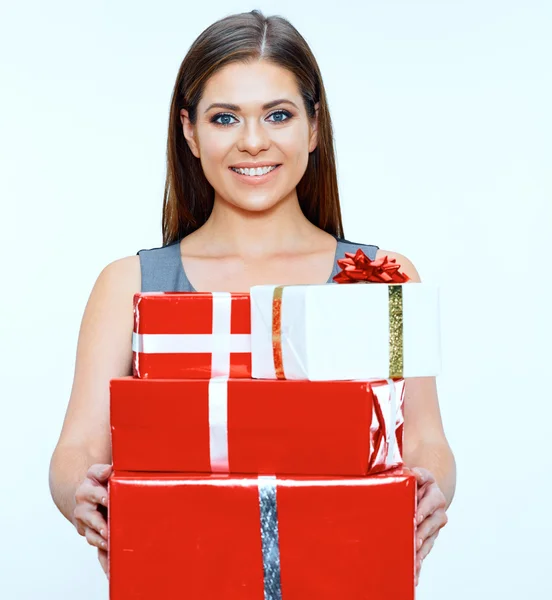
xmin=49 ymin=255 xmax=141 ymax=524
xmin=375 ymin=248 xmax=456 ymax=506
xmin=376 ymin=248 xmax=455 ymax=585
xmin=402 ymin=375 xmax=457 ymax=507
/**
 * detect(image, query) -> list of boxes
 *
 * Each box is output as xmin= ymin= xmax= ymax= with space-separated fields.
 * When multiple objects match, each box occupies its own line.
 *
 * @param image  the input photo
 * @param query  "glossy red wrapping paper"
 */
xmin=132 ymin=292 xmax=251 ymax=379
xmin=108 ymin=470 xmax=416 ymax=599
xmin=110 ymin=377 xmax=405 ymax=476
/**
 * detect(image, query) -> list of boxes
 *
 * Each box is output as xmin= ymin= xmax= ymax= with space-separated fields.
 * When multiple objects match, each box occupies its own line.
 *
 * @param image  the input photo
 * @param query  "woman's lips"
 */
xmin=229 ymin=164 xmax=282 ymax=185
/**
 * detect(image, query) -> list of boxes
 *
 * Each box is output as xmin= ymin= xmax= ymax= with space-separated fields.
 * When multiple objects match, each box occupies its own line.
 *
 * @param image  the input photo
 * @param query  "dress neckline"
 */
xmin=176 ymin=235 xmax=341 ymax=292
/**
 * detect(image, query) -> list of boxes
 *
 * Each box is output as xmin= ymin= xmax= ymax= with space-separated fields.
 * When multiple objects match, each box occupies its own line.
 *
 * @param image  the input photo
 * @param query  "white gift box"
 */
xmin=250 ymin=283 xmax=441 ymax=381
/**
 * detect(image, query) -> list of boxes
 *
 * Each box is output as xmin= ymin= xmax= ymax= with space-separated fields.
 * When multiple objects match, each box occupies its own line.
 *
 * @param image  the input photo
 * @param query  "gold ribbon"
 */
xmin=272 ymin=286 xmax=285 ymax=379
xmin=388 ymin=285 xmax=404 ymax=378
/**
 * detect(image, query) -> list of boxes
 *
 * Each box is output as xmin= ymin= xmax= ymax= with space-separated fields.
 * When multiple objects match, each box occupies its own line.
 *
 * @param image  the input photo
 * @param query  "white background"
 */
xmin=1 ymin=1 xmax=550 ymax=598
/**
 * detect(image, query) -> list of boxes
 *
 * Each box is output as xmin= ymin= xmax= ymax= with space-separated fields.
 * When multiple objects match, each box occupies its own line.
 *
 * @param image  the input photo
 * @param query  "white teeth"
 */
xmin=231 ymin=165 xmax=278 ymax=176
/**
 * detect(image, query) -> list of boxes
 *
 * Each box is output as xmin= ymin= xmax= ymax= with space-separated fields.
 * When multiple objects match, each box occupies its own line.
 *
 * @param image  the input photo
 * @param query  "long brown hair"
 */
xmin=162 ymin=9 xmax=344 ymax=246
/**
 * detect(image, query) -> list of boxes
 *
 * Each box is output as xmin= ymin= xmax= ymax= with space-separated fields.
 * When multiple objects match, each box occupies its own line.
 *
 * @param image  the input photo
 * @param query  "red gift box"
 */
xmin=132 ymin=292 xmax=251 ymax=379
xmin=110 ymin=377 xmax=405 ymax=476
xmin=108 ymin=469 xmax=416 ymax=599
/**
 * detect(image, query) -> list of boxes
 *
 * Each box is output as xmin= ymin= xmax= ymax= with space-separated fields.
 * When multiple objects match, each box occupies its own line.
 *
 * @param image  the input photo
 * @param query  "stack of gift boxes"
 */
xmin=108 ymin=252 xmax=441 ymax=599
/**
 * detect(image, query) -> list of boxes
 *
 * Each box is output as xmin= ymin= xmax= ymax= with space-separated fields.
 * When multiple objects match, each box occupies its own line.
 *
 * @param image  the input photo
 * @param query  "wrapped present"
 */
xmin=110 ymin=376 xmax=404 ymax=476
xmin=108 ymin=469 xmax=416 ymax=599
xmin=250 ymin=281 xmax=440 ymax=380
xmin=132 ymin=291 xmax=251 ymax=379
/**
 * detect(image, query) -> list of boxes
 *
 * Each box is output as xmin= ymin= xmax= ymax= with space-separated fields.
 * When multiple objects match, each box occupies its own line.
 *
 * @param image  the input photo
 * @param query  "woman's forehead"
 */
xmin=201 ymin=62 xmax=300 ymax=108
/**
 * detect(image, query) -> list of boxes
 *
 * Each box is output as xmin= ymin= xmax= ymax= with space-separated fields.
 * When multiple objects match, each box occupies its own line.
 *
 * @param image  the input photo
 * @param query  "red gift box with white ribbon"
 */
xmin=110 ymin=376 xmax=405 ymax=476
xmin=108 ymin=469 xmax=416 ymax=599
xmin=132 ymin=292 xmax=251 ymax=379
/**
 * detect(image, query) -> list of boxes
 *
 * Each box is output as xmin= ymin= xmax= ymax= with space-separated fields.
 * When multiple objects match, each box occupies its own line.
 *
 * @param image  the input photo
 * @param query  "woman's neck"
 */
xmin=184 ymin=191 xmax=330 ymax=259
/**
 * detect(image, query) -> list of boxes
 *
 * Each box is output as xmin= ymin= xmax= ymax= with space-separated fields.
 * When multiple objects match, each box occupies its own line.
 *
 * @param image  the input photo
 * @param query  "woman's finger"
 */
xmin=87 ymin=463 xmax=113 ymax=484
xmin=85 ymin=526 xmax=108 ymax=551
xmin=419 ymin=531 xmax=439 ymax=562
xmin=416 ymin=484 xmax=446 ymax=525
xmin=72 ymin=509 xmax=87 ymax=536
xmin=76 ymin=507 xmax=108 ymax=540
xmin=416 ymin=496 xmax=438 ymax=526
xmin=98 ymin=548 xmax=109 ymax=578
xmin=412 ymin=467 xmax=436 ymax=487
xmin=86 ymin=484 xmax=109 ymax=508
xmin=417 ymin=510 xmax=447 ymax=551
xmin=415 ymin=530 xmax=438 ymax=587
xmin=75 ymin=480 xmax=109 ymax=508
xmin=412 ymin=468 xmax=436 ymax=504
xmin=73 ymin=505 xmax=107 ymax=539
xmin=415 ymin=556 xmax=422 ymax=587
xmin=415 ymin=554 xmax=422 ymax=576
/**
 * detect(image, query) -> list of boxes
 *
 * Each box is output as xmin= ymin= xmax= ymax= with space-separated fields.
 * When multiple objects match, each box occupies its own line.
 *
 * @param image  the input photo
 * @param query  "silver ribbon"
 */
xmin=386 ymin=378 xmax=397 ymax=465
xmin=258 ymin=475 xmax=282 ymax=600
xmin=370 ymin=378 xmax=403 ymax=470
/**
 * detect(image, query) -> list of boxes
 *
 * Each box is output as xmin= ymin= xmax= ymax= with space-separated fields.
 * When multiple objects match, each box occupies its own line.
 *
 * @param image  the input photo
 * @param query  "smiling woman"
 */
xmin=192 ymin=66 xmax=307 ymax=198
xmin=48 ymin=7 xmax=456 ymax=589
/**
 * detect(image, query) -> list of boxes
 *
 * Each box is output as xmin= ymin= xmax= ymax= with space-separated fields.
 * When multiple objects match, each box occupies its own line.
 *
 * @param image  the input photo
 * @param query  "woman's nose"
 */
xmin=237 ymin=120 xmax=270 ymax=153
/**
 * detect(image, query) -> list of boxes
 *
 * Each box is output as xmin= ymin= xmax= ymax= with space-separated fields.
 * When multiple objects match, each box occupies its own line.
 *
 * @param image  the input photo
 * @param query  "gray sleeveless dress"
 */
xmin=137 ymin=236 xmax=379 ymax=292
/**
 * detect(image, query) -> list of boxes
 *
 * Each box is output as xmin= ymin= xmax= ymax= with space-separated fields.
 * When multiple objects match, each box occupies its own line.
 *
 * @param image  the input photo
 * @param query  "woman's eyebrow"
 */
xmin=204 ymin=99 xmax=299 ymax=113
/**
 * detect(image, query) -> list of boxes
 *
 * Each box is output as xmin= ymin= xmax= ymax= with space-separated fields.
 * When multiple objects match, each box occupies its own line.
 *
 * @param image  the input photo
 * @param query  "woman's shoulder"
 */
xmin=97 ymin=255 xmax=141 ymax=292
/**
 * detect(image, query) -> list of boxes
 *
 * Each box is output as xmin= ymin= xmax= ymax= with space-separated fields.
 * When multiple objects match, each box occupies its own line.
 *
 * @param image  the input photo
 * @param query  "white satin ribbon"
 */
xmin=211 ymin=292 xmax=232 ymax=377
xmin=208 ymin=376 xmax=229 ymax=472
xmin=131 ymin=333 xmax=251 ymax=353
xmin=208 ymin=294 xmax=233 ymax=470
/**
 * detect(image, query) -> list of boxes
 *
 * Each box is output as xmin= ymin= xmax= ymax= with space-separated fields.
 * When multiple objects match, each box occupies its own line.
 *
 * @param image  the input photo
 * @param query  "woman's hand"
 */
xmin=73 ymin=463 xmax=112 ymax=577
xmin=411 ymin=467 xmax=448 ymax=586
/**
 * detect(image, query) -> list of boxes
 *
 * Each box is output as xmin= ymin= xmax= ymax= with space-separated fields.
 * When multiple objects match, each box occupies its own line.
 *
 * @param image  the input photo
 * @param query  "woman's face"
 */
xmin=180 ymin=60 xmax=319 ymax=213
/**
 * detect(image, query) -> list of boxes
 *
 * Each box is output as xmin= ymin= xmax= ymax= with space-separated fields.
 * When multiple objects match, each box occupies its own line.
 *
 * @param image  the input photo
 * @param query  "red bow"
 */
xmin=333 ymin=249 xmax=410 ymax=284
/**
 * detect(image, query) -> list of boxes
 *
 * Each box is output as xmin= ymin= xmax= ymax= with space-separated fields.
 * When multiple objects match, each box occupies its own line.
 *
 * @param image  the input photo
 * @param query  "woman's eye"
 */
xmin=267 ymin=110 xmax=292 ymax=123
xmin=211 ymin=110 xmax=292 ymax=127
xmin=212 ymin=113 xmax=238 ymax=127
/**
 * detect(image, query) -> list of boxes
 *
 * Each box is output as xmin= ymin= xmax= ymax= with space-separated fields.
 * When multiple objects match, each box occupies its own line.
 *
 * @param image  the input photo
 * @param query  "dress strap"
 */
xmin=137 ymin=240 xmax=191 ymax=292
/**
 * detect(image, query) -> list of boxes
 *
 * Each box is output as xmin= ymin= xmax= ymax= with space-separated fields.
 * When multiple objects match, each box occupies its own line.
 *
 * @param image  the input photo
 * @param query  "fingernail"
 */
xmin=418 ymin=514 xmax=423 ymax=524
xmin=418 ymin=538 xmax=423 ymax=549
xmin=100 ymin=541 xmax=106 ymax=548
xmin=102 ymin=496 xmax=108 ymax=506
xmin=100 ymin=529 xmax=106 ymax=538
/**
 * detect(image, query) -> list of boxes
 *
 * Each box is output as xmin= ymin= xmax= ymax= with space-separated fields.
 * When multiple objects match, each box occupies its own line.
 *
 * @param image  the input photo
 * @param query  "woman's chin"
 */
xmin=227 ymin=196 xmax=282 ymax=214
